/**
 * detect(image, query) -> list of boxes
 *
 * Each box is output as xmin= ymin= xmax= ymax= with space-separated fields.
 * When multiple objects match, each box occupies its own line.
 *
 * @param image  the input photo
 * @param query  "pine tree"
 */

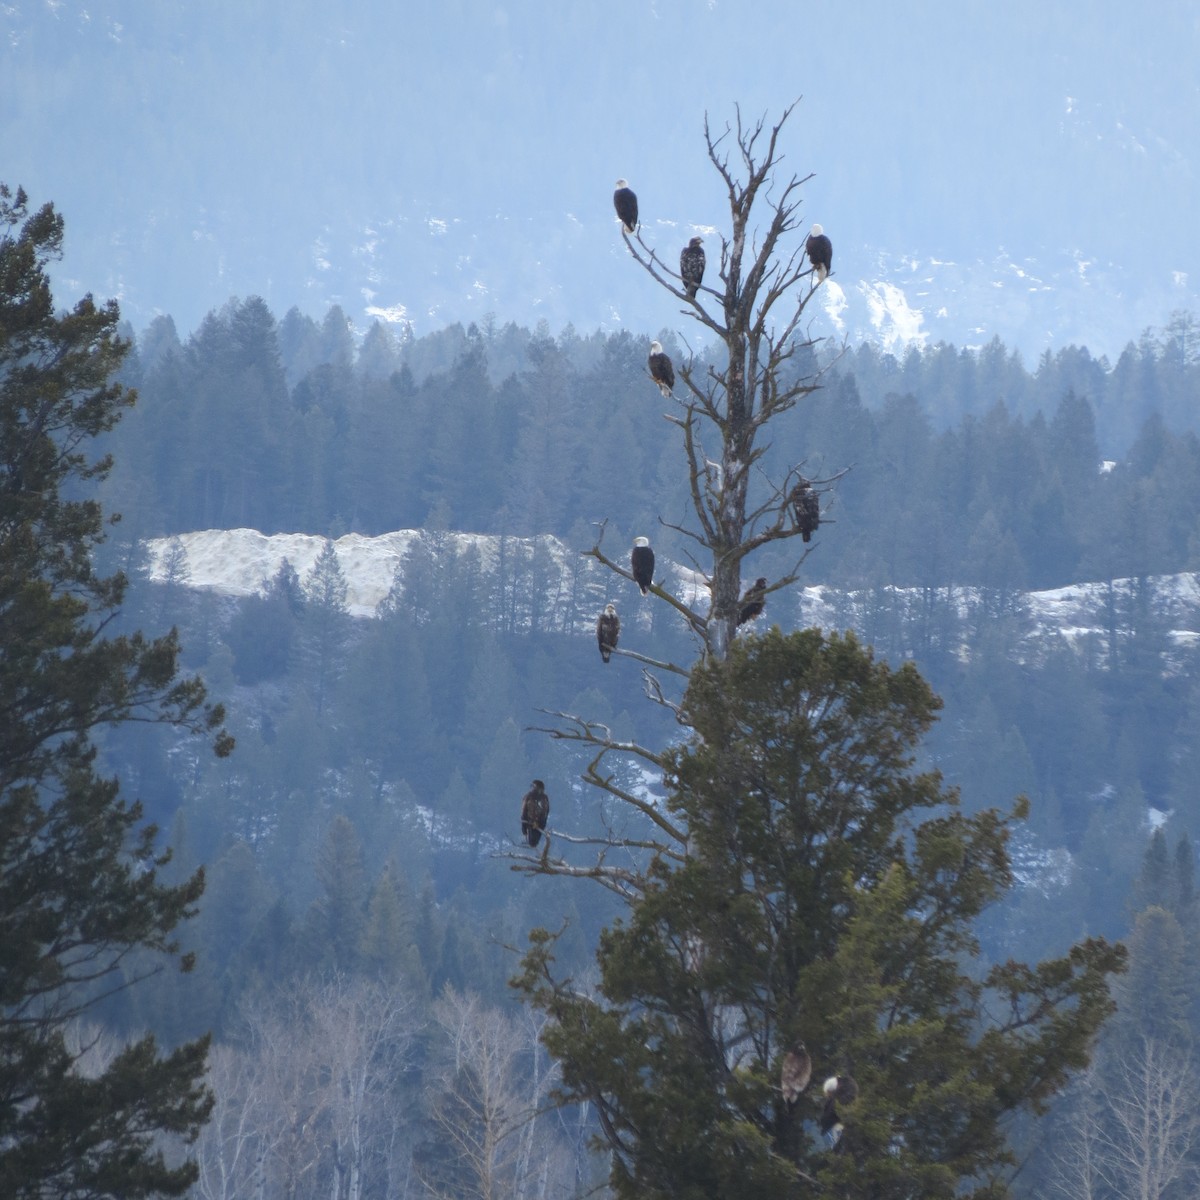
xmin=509 ymin=111 xmax=1124 ymax=1198
xmin=0 ymin=184 xmax=231 ymax=1197
xmin=300 ymin=538 xmax=350 ymax=714
xmin=516 ymin=630 xmax=1123 ymax=1198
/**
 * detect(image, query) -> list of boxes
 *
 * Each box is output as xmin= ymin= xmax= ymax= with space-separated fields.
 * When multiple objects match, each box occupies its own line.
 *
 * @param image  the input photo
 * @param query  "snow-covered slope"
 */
xmin=146 ymin=529 xmax=1200 ymax=656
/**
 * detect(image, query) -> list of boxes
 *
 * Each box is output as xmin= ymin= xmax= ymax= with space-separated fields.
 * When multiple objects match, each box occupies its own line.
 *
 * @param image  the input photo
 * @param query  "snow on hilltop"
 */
xmin=145 ymin=529 xmax=1200 ymax=663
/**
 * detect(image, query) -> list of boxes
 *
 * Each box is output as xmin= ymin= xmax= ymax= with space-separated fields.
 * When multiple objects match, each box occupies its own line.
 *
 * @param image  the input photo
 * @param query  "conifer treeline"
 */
xmin=104 ymin=301 xmax=1200 ymax=597
xmin=84 ymin=299 xmax=1200 ymax=1197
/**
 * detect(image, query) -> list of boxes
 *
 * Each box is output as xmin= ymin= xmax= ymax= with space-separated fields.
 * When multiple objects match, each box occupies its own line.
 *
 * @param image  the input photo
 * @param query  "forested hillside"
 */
xmin=80 ymin=297 xmax=1200 ymax=1196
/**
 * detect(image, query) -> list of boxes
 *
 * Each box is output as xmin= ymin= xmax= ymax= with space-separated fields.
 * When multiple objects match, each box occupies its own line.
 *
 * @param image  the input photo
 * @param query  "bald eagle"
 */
xmin=597 ymin=603 xmax=620 ymax=662
xmin=806 ymin=225 xmax=832 ymax=283
xmin=780 ymin=1044 xmax=812 ymax=1106
xmin=737 ymin=577 xmax=768 ymax=627
xmin=520 ymin=779 xmax=550 ymax=847
xmin=792 ymin=479 xmax=820 ymax=542
xmin=613 ymin=180 xmax=638 ymax=234
xmin=680 ymin=236 xmax=706 ymax=298
xmin=648 ymin=341 xmax=675 ymax=397
xmin=820 ymin=1075 xmax=859 ymax=1146
xmin=631 ymin=537 xmax=655 ymax=595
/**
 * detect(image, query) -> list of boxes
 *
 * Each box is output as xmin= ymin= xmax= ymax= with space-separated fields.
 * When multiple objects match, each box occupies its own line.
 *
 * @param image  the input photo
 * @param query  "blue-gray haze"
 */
xmin=3 ymin=0 xmax=1197 ymax=359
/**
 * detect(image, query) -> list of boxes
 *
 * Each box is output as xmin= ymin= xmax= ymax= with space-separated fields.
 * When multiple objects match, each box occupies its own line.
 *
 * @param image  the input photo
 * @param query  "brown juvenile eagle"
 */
xmin=780 ymin=1044 xmax=812 ymax=1106
xmin=597 ymin=602 xmax=620 ymax=662
xmin=520 ymin=779 xmax=549 ymax=847
xmin=792 ymin=479 xmax=820 ymax=542
xmin=680 ymin=236 xmax=706 ymax=298
xmin=737 ymin=577 xmax=768 ymax=626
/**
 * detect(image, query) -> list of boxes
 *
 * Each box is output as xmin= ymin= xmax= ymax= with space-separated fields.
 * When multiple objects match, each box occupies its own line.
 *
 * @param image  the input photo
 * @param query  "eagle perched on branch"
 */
xmin=597 ymin=603 xmax=620 ymax=662
xmin=613 ymin=180 xmax=638 ymax=234
xmin=520 ymin=780 xmax=549 ymax=847
xmin=780 ymin=1044 xmax=812 ymax=1106
xmin=631 ymin=537 xmax=655 ymax=595
xmin=648 ymin=341 xmax=675 ymax=398
xmin=737 ymin=578 xmax=768 ymax=627
xmin=792 ymin=479 xmax=820 ymax=542
xmin=680 ymin=236 xmax=705 ymax=298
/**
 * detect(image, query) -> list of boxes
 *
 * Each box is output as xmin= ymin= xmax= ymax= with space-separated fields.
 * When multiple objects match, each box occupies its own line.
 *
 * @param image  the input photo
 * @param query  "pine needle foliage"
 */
xmin=1 ymin=184 xmax=231 ymax=1199
xmin=516 ymin=629 xmax=1124 ymax=1199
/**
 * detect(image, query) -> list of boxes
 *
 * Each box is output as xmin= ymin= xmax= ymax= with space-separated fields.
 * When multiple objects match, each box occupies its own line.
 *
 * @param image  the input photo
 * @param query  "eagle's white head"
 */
xmin=650 ymin=340 xmax=663 ymax=354
xmin=634 ymin=536 xmax=650 ymax=548
xmin=811 ymin=224 xmax=824 ymax=237
xmin=615 ymin=179 xmax=629 ymax=189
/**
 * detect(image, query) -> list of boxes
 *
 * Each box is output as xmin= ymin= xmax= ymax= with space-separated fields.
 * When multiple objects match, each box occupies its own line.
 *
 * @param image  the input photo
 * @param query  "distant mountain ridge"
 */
xmin=5 ymin=0 xmax=1197 ymax=364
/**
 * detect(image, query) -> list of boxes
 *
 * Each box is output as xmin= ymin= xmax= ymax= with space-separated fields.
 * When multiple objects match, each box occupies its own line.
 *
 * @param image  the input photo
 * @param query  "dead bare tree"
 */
xmin=1048 ymin=1040 xmax=1200 ymax=1200
xmin=508 ymin=102 xmax=842 ymax=894
xmin=194 ymin=978 xmax=419 ymax=1200
xmin=417 ymin=987 xmax=569 ymax=1200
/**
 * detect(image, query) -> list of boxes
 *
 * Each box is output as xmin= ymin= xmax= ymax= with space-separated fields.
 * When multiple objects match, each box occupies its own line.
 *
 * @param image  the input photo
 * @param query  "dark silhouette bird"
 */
xmin=806 ymin=224 xmax=832 ymax=283
xmin=737 ymin=577 xmax=768 ymax=626
xmin=820 ymin=1074 xmax=858 ymax=1146
xmin=792 ymin=479 xmax=820 ymax=542
xmin=613 ymin=180 xmax=638 ymax=234
xmin=597 ymin=602 xmax=620 ymax=662
xmin=520 ymin=779 xmax=550 ymax=847
xmin=780 ymin=1044 xmax=812 ymax=1106
xmin=631 ymin=537 xmax=655 ymax=596
xmin=680 ymin=236 xmax=706 ymax=298
xmin=648 ymin=341 xmax=675 ymax=397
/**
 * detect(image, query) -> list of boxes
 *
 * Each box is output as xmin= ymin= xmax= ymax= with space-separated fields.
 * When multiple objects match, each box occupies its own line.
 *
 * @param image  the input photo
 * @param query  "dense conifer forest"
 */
xmin=45 ymin=294 xmax=1200 ymax=1194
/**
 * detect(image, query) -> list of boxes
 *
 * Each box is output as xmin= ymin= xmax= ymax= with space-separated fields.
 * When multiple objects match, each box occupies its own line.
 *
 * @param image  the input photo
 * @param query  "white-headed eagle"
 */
xmin=792 ymin=478 xmax=820 ymax=542
xmin=820 ymin=1074 xmax=859 ymax=1146
xmin=614 ymin=180 xmax=638 ymax=234
xmin=680 ymin=236 xmax=705 ymax=298
xmin=631 ymin=537 xmax=655 ymax=596
xmin=780 ymin=1044 xmax=812 ymax=1106
xmin=737 ymin=577 xmax=768 ymax=627
xmin=597 ymin=603 xmax=620 ymax=662
xmin=520 ymin=779 xmax=550 ymax=847
xmin=806 ymin=224 xmax=832 ymax=283
xmin=648 ymin=341 xmax=675 ymax=397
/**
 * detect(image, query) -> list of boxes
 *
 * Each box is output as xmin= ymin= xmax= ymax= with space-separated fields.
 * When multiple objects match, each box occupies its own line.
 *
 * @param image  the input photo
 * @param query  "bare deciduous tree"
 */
xmin=418 ymin=988 xmax=568 ymax=1200
xmin=510 ymin=102 xmax=841 ymax=897
xmin=1049 ymin=1039 xmax=1200 ymax=1200
xmin=192 ymin=977 xmax=418 ymax=1200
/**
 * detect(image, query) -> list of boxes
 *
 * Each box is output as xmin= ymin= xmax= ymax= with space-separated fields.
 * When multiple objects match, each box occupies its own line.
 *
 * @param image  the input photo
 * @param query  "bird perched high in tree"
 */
xmin=631 ymin=537 xmax=655 ymax=595
xmin=806 ymin=223 xmax=832 ymax=282
xmin=613 ymin=179 xmax=638 ymax=234
xmin=680 ymin=235 xmax=706 ymax=298
xmin=520 ymin=780 xmax=550 ymax=848
xmin=792 ymin=478 xmax=820 ymax=542
xmin=780 ymin=1044 xmax=812 ymax=1106
xmin=737 ymin=577 xmax=768 ymax=626
xmin=597 ymin=603 xmax=620 ymax=662
xmin=648 ymin=340 xmax=675 ymax=397
xmin=820 ymin=1074 xmax=859 ymax=1146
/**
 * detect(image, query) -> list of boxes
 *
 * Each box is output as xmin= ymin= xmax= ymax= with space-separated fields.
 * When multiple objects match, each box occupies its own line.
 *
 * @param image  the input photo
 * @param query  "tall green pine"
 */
xmin=0 ymin=184 xmax=230 ymax=1198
